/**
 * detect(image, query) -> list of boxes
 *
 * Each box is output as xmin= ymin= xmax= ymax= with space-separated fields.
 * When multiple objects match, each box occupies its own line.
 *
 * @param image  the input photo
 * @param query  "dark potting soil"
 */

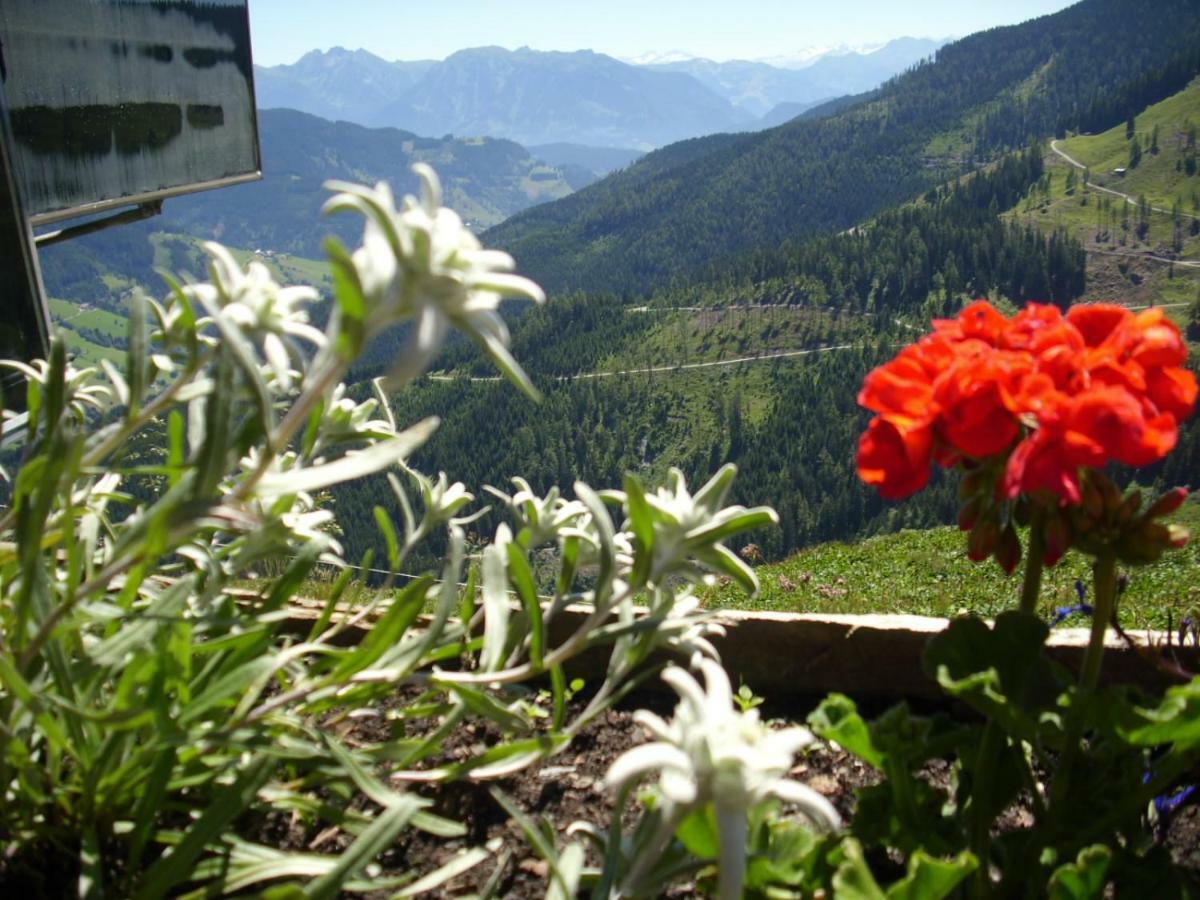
xmin=304 ymin=688 xmax=1200 ymax=898
xmin=3 ymin=689 xmax=1197 ymax=897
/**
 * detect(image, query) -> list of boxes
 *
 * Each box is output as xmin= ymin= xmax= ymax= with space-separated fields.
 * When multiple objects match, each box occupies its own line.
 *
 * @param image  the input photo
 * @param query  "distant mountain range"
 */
xmin=486 ymin=0 xmax=1200 ymax=296
xmin=643 ymin=37 xmax=946 ymax=118
xmin=252 ymin=39 xmax=946 ymax=151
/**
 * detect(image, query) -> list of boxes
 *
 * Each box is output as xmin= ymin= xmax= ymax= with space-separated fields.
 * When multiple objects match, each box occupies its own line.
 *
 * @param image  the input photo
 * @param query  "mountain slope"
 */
xmin=486 ymin=0 xmax=1200 ymax=296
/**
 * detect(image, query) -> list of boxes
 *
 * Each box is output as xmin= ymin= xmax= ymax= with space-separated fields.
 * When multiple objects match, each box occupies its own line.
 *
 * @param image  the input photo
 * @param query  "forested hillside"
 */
xmin=329 ymin=148 xmax=1094 ymax=565
xmin=487 ymin=0 xmax=1200 ymax=295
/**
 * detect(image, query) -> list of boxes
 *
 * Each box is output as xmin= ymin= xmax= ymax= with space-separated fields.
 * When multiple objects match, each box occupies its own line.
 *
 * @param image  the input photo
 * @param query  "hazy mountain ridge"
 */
xmin=645 ymin=37 xmax=947 ymax=117
xmin=254 ymin=47 xmax=435 ymax=125
xmin=485 ymin=0 xmax=1200 ymax=295
xmin=375 ymin=46 xmax=752 ymax=149
xmin=253 ymin=39 xmax=947 ymax=149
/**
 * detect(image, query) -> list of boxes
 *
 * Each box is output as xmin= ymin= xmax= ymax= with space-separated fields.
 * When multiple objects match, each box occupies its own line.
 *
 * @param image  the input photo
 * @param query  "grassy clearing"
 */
xmin=702 ymin=495 xmax=1200 ymax=631
xmin=54 ymin=323 xmax=125 ymax=367
xmin=48 ymin=298 xmax=128 ymax=337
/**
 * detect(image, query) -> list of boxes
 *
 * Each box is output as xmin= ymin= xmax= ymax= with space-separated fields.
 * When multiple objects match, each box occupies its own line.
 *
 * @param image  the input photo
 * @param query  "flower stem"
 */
xmin=1018 ymin=509 xmax=1047 ymax=616
xmin=1044 ymin=551 xmax=1119 ymax=867
xmin=966 ymin=510 xmax=1049 ymax=898
xmin=1080 ymin=552 xmax=1118 ymax=692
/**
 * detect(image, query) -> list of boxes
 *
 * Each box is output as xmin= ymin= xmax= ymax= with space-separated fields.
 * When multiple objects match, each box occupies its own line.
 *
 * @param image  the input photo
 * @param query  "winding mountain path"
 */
xmin=427 ymin=342 xmax=862 ymax=383
xmin=1049 ymin=139 xmax=1199 ymax=221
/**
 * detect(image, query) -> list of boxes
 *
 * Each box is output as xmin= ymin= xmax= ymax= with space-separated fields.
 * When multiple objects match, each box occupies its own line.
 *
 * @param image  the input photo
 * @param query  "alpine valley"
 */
xmin=37 ymin=0 xmax=1200 ymax=585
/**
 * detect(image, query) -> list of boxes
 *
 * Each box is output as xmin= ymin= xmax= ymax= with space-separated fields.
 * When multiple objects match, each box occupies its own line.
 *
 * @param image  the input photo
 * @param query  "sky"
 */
xmin=248 ymin=0 xmax=1080 ymax=68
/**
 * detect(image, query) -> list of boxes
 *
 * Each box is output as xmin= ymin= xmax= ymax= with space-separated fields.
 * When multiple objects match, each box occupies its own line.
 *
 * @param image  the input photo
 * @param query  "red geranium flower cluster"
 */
xmin=856 ymin=300 xmax=1197 ymax=505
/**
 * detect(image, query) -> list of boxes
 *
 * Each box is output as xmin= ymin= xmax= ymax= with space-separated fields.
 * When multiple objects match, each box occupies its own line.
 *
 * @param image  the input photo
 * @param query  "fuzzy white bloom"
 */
xmin=1 ymin=359 xmax=116 ymax=421
xmin=421 ymin=471 xmax=475 ymax=525
xmin=318 ymin=383 xmax=394 ymax=443
xmin=621 ymin=465 xmax=778 ymax=592
xmin=606 ymin=658 xmax=839 ymax=900
xmin=324 ymin=165 xmax=545 ymax=395
xmin=233 ymin=449 xmax=341 ymax=553
xmin=485 ymin=477 xmax=591 ymax=548
xmin=185 ymin=243 xmax=325 ymax=390
xmin=644 ymin=590 xmax=726 ymax=661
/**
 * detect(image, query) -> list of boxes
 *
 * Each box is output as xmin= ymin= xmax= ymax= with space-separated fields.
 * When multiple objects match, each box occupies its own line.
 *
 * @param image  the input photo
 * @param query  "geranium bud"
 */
xmin=1168 ymin=523 xmax=1190 ymax=549
xmin=1081 ymin=478 xmax=1105 ymax=519
xmin=1043 ymin=513 xmax=1072 ymax=567
xmin=994 ymin=525 xmax=1022 ymax=574
xmin=1098 ymin=475 xmax=1123 ymax=512
xmin=1117 ymin=490 xmax=1142 ymax=525
xmin=968 ymin=518 xmax=999 ymax=562
xmin=958 ymin=468 xmax=989 ymax=500
xmin=1144 ymin=487 xmax=1188 ymax=521
xmin=957 ymin=496 xmax=983 ymax=531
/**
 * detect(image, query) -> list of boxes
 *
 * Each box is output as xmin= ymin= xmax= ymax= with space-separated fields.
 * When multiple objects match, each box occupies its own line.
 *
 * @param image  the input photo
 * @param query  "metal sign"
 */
xmin=0 ymin=0 xmax=261 ymax=226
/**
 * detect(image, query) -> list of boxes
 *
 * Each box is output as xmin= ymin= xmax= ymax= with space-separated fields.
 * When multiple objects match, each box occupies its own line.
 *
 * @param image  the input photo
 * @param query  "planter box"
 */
xmin=274 ymin=594 xmax=1199 ymax=700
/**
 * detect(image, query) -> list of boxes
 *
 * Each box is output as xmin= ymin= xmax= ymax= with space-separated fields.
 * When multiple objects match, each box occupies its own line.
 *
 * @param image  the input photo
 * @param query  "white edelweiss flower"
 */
xmin=317 ymin=383 xmax=394 ymax=445
xmin=486 ymin=476 xmax=591 ymax=548
xmin=230 ymin=449 xmax=342 ymax=554
xmin=422 ymin=471 xmax=474 ymax=525
xmin=622 ymin=465 xmax=779 ymax=591
xmin=605 ymin=658 xmax=839 ymax=900
xmin=186 ymin=243 xmax=325 ymax=390
xmin=2 ymin=358 xmax=116 ymax=421
xmin=324 ymin=165 xmax=545 ymax=396
xmin=644 ymin=590 xmax=726 ymax=661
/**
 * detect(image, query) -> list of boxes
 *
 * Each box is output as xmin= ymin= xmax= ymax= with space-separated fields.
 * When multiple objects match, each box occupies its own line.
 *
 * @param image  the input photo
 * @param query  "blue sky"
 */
xmin=248 ymin=0 xmax=1079 ymax=67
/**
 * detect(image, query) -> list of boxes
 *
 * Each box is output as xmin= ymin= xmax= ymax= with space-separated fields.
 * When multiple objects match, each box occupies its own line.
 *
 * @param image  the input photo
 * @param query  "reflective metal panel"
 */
xmin=0 ymin=0 xmax=261 ymax=224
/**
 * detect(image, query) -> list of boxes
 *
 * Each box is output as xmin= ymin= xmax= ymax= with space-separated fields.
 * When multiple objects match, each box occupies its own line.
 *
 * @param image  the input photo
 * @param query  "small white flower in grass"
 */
xmin=324 ymin=165 xmax=545 ymax=396
xmin=186 ymin=243 xmax=325 ymax=390
xmin=605 ymin=658 xmax=839 ymax=900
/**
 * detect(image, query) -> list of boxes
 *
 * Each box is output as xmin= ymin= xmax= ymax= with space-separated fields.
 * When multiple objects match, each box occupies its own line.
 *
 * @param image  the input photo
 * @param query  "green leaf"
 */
xmin=808 ymin=694 xmax=885 ymax=770
xmin=506 ymin=543 xmax=544 ymax=668
xmin=622 ymin=473 xmax=656 ymax=551
xmin=480 ymin=533 xmax=511 ymax=672
xmin=886 ymin=850 xmax=977 ymax=900
xmin=692 ymin=463 xmax=737 ymax=513
xmin=695 ymin=542 xmax=759 ymax=595
xmin=831 ymin=838 xmax=887 ymax=899
xmin=675 ymin=805 xmax=720 ymax=859
xmin=392 ymin=844 xmax=493 ymax=897
xmin=1047 ymin=845 xmax=1111 ymax=900
xmin=923 ymin=612 xmax=1059 ymax=742
xmin=374 ymin=506 xmax=400 ymax=572
xmin=1119 ymin=677 xmax=1200 ymax=751
xmin=304 ymin=794 xmax=424 ymax=900
xmin=134 ymin=756 xmax=274 ymax=900
xmin=436 ymin=680 xmax=529 ymax=733
xmin=684 ymin=506 xmax=778 ymax=548
xmin=256 ymin=418 xmax=439 ymax=497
